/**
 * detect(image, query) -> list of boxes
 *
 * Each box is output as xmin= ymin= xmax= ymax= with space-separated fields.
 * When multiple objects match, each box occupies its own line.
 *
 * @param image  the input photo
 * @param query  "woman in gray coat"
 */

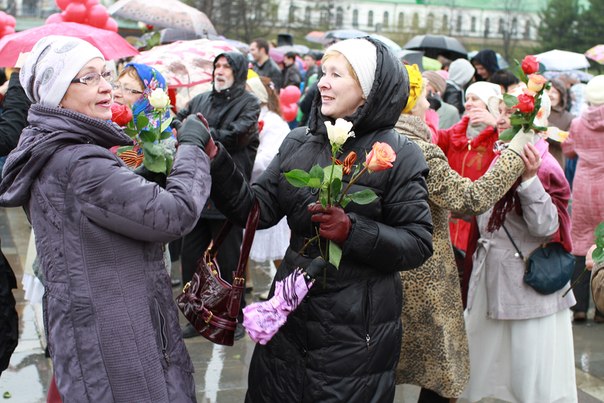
xmin=0 ymin=36 xmax=213 ymax=402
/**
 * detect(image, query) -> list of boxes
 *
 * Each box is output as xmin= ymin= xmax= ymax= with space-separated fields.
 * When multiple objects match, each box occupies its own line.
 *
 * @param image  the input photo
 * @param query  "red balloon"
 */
xmin=282 ymin=104 xmax=298 ymax=122
xmin=103 ymin=17 xmax=118 ymax=32
xmin=45 ymin=13 xmax=64 ymax=24
xmin=86 ymin=0 xmax=100 ymax=6
xmin=279 ymin=85 xmax=301 ymax=105
xmin=87 ymin=4 xmax=109 ymax=28
xmin=6 ymin=14 xmax=16 ymax=27
xmin=2 ymin=26 xmax=15 ymax=37
xmin=63 ymin=2 xmax=87 ymax=22
xmin=55 ymin=0 xmax=70 ymax=11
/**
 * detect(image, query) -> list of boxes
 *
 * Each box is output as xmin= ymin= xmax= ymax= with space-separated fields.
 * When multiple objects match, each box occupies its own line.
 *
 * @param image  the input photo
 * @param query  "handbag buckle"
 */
xmin=204 ymin=311 xmax=213 ymax=324
xmin=183 ymin=282 xmax=191 ymax=293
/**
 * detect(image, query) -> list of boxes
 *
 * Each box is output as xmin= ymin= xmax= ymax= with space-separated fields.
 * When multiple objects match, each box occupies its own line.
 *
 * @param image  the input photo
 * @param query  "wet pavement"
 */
xmin=1 ymin=206 xmax=604 ymax=402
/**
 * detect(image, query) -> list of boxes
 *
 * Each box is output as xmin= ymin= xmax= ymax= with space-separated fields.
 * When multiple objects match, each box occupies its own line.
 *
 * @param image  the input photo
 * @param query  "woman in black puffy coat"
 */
xmin=208 ymin=37 xmax=433 ymax=402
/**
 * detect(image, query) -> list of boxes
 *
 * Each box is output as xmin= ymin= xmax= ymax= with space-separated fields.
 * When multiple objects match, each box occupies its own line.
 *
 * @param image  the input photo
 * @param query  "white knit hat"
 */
xmin=466 ymin=81 xmax=502 ymax=116
xmin=585 ymin=75 xmax=604 ymax=106
xmin=20 ymin=35 xmax=104 ymax=107
xmin=327 ymin=39 xmax=377 ymax=99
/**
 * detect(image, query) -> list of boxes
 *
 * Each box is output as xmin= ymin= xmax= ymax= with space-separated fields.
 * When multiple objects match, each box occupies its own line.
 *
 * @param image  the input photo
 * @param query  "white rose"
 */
xmin=325 ymin=118 xmax=354 ymax=147
xmin=148 ymin=88 xmax=170 ymax=110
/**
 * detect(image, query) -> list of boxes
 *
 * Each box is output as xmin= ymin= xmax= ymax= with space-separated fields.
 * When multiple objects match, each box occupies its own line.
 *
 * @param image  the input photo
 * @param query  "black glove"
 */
xmin=177 ymin=113 xmax=212 ymax=150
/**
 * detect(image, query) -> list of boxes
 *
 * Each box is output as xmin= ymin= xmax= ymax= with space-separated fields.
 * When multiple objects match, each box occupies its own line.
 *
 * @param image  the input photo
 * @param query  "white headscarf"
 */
xmin=20 ymin=35 xmax=104 ymax=107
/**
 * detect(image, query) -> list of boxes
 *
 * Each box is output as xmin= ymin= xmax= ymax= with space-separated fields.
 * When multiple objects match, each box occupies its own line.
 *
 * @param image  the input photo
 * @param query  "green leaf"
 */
xmin=340 ymin=195 xmax=351 ymax=208
xmin=308 ymin=178 xmax=322 ymax=188
xmin=160 ymin=116 xmax=173 ymax=133
xmin=329 ymin=177 xmax=342 ymax=201
xmin=139 ymin=129 xmax=156 ymax=143
xmin=324 ymin=164 xmax=343 ymax=184
xmin=284 ymin=169 xmax=311 ymax=187
xmin=510 ymin=115 xmax=529 ymax=126
xmin=499 ymin=126 xmax=520 ymax=142
xmin=309 ymin=165 xmax=324 ymax=181
xmin=136 ymin=113 xmax=149 ymax=131
xmin=503 ymin=93 xmax=519 ymax=107
xmin=320 ymin=194 xmax=328 ymax=208
xmin=595 ymin=222 xmax=604 ymax=248
xmin=593 ymin=247 xmax=604 ymax=263
xmin=531 ymin=124 xmax=548 ymax=133
xmin=143 ymin=151 xmax=166 ymax=173
xmin=124 ymin=127 xmax=139 ymax=138
xmin=160 ymin=129 xmax=173 ymax=140
xmin=348 ymin=189 xmax=378 ymax=205
xmin=328 ymin=241 xmax=342 ymax=269
xmin=165 ymin=154 xmax=173 ymax=175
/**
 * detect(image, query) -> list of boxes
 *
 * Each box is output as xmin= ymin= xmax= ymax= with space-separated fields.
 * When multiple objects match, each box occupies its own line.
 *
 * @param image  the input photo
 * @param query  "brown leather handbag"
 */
xmin=176 ymin=201 xmax=260 ymax=346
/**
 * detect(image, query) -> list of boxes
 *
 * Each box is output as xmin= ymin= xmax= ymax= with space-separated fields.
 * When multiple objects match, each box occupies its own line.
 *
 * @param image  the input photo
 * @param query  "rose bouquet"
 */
xmin=284 ymin=118 xmax=396 ymax=268
xmin=499 ymin=55 xmax=551 ymax=141
xmin=111 ymin=86 xmax=176 ymax=176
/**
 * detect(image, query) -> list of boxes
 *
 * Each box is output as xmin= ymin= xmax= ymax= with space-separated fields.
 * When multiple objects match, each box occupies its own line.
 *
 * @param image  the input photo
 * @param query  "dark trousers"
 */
xmin=180 ymin=217 xmax=246 ymax=317
xmin=571 ymin=255 xmax=603 ymax=317
xmin=418 ymin=388 xmax=449 ymax=403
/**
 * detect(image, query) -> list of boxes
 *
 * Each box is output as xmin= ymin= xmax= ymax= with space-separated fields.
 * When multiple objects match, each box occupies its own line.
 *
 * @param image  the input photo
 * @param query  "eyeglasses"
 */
xmin=71 ymin=71 xmax=114 ymax=86
xmin=111 ymin=82 xmax=144 ymax=95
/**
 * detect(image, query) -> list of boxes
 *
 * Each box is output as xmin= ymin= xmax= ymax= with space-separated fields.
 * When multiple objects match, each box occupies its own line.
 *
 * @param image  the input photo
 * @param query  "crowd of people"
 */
xmin=0 ymin=32 xmax=603 ymax=403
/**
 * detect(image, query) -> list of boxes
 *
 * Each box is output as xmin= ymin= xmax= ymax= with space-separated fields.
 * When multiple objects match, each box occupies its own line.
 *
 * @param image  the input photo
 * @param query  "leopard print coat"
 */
xmin=394 ymin=115 xmax=525 ymax=397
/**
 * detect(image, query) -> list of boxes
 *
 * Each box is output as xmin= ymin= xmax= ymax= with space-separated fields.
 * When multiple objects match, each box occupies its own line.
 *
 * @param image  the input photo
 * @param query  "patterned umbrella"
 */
xmin=0 ymin=22 xmax=138 ymax=67
xmin=585 ymin=45 xmax=604 ymax=65
xmin=132 ymin=39 xmax=238 ymax=88
xmin=108 ymin=0 xmax=216 ymax=36
xmin=535 ymin=49 xmax=590 ymax=71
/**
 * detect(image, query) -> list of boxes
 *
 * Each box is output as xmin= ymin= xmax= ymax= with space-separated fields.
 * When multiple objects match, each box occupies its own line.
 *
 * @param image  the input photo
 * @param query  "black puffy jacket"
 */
xmin=210 ymin=38 xmax=433 ymax=402
xmin=177 ymin=51 xmax=260 ymax=219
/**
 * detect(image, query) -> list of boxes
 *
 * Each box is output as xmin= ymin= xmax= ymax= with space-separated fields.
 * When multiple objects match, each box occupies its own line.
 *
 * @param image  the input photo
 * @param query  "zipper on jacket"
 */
xmin=155 ymin=299 xmax=170 ymax=366
xmin=363 ymin=282 xmax=372 ymax=351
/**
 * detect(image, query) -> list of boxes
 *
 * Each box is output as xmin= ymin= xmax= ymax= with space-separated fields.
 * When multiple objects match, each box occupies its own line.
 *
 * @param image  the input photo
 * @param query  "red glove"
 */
xmin=308 ymin=203 xmax=351 ymax=245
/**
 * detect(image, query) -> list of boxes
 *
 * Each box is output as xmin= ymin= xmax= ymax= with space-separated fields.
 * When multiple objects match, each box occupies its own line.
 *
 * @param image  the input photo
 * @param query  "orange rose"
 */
xmin=365 ymin=142 xmax=396 ymax=172
xmin=527 ymin=74 xmax=547 ymax=93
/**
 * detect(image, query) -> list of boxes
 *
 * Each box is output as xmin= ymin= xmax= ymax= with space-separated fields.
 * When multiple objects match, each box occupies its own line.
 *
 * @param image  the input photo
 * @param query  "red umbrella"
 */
xmin=0 ymin=22 xmax=139 ymax=67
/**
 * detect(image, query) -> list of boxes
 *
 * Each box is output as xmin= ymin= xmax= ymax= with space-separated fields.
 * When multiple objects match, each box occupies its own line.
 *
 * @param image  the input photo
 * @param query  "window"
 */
xmin=511 ymin=17 xmax=518 ymax=35
xmin=498 ymin=18 xmax=504 ymax=34
xmin=442 ymin=15 xmax=448 ymax=33
xmin=383 ymin=11 xmax=389 ymax=28
xmin=368 ymin=10 xmax=374 ymax=27
xmin=456 ymin=15 xmax=462 ymax=33
xmin=353 ymin=9 xmax=359 ymax=28
xmin=319 ymin=10 xmax=328 ymax=26
xmin=484 ymin=18 xmax=490 ymax=37
xmin=412 ymin=12 xmax=419 ymax=31
xmin=524 ymin=20 xmax=531 ymax=39
xmin=426 ymin=13 xmax=434 ymax=32
xmin=336 ymin=7 xmax=344 ymax=28
xmin=305 ymin=6 xmax=311 ymax=24
xmin=398 ymin=12 xmax=404 ymax=30
xmin=471 ymin=16 xmax=476 ymax=33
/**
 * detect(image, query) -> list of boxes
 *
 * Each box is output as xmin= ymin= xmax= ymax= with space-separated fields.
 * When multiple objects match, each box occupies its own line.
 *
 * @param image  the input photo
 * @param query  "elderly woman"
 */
xmin=436 ymin=81 xmax=502 ymax=256
xmin=395 ymin=65 xmax=536 ymax=402
xmin=0 ymin=36 xmax=213 ymax=401
xmin=193 ymin=37 xmax=433 ymax=401
xmin=462 ymin=94 xmax=577 ymax=402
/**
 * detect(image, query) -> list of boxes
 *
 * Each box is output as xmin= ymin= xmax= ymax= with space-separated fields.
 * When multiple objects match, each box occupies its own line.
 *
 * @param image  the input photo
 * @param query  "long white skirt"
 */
xmin=249 ymin=217 xmax=290 ymax=262
xmin=462 ymin=268 xmax=577 ymax=403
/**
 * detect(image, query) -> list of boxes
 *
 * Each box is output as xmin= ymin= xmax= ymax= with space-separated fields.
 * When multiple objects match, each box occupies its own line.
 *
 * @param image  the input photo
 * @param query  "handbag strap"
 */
xmin=501 ymin=224 xmax=525 ymax=261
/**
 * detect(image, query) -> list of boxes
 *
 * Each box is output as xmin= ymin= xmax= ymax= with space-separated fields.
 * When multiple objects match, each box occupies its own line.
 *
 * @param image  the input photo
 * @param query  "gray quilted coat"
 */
xmin=0 ymin=105 xmax=211 ymax=402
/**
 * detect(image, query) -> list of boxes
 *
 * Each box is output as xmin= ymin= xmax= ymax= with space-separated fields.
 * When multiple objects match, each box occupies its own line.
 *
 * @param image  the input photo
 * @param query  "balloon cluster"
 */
xmin=0 ymin=11 xmax=16 ymax=38
xmin=46 ymin=0 xmax=118 ymax=32
xmin=280 ymin=85 xmax=301 ymax=122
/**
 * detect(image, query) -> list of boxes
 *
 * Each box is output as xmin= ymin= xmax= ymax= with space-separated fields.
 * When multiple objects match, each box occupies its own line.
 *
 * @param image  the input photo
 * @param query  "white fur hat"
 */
xmin=585 ymin=75 xmax=604 ymax=106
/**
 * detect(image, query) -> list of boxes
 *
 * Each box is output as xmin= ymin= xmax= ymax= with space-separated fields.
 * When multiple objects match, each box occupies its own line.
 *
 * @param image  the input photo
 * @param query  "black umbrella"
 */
xmin=403 ymin=34 xmax=467 ymax=60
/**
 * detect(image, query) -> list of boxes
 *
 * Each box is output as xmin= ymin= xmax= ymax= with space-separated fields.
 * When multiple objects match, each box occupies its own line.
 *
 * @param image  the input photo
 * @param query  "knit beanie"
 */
xmin=403 ymin=64 xmax=423 ymax=114
xmin=20 ymin=35 xmax=104 ymax=107
xmin=327 ymin=39 xmax=377 ymax=99
xmin=585 ymin=75 xmax=604 ymax=106
xmin=466 ymin=81 xmax=502 ymax=116
xmin=247 ymin=76 xmax=268 ymax=104
xmin=448 ymin=59 xmax=475 ymax=87
xmin=422 ymin=71 xmax=446 ymax=95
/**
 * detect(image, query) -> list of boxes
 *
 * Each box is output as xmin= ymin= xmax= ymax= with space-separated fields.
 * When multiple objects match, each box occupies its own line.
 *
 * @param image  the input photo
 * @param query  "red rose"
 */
xmin=514 ymin=93 xmax=535 ymax=114
xmin=111 ymin=103 xmax=133 ymax=127
xmin=521 ymin=55 xmax=539 ymax=75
